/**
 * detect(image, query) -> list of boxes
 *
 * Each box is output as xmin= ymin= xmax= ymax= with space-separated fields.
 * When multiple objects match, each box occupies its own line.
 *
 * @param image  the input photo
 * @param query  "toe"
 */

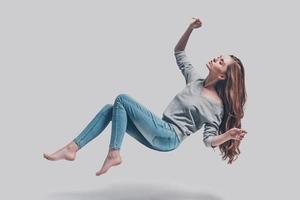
xmin=96 ymin=170 xmax=105 ymax=176
xmin=43 ymin=153 xmax=55 ymax=161
xmin=43 ymin=153 xmax=50 ymax=159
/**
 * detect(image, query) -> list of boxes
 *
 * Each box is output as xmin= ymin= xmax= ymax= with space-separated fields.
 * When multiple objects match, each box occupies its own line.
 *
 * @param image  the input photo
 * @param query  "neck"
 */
xmin=203 ymin=74 xmax=218 ymax=90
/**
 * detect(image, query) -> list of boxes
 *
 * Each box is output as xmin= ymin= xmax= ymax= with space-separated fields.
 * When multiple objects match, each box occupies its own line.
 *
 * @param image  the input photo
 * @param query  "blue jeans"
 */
xmin=73 ymin=93 xmax=181 ymax=152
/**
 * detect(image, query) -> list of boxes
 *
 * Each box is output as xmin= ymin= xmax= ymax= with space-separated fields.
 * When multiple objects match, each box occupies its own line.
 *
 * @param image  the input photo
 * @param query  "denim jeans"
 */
xmin=73 ymin=93 xmax=181 ymax=152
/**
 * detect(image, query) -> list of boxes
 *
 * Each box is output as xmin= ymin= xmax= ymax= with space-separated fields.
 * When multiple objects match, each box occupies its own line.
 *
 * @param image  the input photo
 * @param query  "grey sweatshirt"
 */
xmin=162 ymin=50 xmax=224 ymax=148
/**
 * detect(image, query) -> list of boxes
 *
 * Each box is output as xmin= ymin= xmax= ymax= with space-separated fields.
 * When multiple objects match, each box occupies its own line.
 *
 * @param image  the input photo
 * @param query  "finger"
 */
xmin=237 ymin=129 xmax=246 ymax=134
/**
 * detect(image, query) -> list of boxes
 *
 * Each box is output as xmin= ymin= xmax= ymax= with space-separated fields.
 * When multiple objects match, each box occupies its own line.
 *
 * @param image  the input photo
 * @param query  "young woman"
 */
xmin=43 ymin=17 xmax=247 ymax=176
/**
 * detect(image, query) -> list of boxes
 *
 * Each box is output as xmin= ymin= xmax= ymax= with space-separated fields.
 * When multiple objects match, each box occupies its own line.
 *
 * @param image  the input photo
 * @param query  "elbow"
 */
xmin=203 ymin=138 xmax=211 ymax=148
xmin=203 ymin=136 xmax=215 ymax=148
xmin=203 ymin=140 xmax=211 ymax=148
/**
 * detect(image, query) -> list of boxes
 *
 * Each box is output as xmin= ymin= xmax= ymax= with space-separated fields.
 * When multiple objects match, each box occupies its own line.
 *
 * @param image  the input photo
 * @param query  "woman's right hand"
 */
xmin=226 ymin=127 xmax=247 ymax=141
xmin=189 ymin=17 xmax=202 ymax=29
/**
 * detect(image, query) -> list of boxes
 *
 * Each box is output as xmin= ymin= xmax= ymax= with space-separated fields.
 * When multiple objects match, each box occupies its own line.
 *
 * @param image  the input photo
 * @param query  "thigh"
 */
xmin=116 ymin=94 xmax=179 ymax=151
xmin=125 ymin=117 xmax=157 ymax=150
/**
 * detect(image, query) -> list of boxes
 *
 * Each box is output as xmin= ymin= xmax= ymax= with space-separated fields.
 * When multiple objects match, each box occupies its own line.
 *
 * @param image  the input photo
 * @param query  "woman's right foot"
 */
xmin=43 ymin=141 xmax=79 ymax=161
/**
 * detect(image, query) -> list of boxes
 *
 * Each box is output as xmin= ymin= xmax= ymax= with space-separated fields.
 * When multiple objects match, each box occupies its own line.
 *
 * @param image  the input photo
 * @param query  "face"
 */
xmin=206 ymin=55 xmax=235 ymax=80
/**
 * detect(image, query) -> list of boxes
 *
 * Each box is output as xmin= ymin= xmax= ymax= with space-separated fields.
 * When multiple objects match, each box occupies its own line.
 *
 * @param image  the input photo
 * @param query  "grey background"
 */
xmin=1 ymin=0 xmax=299 ymax=199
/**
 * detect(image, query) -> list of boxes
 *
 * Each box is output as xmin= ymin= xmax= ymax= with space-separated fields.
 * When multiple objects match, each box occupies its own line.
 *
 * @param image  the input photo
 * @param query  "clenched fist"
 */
xmin=189 ymin=17 xmax=202 ymax=29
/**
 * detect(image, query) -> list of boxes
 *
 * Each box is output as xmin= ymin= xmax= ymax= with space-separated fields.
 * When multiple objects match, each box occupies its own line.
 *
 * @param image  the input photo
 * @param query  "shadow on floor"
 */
xmin=48 ymin=181 xmax=223 ymax=200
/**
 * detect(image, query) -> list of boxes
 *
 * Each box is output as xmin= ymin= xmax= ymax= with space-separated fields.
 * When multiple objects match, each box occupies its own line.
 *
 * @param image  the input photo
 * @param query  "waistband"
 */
xmin=169 ymin=123 xmax=188 ymax=142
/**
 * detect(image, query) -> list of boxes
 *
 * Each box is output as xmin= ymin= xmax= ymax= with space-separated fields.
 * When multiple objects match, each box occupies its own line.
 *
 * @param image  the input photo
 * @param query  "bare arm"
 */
xmin=174 ymin=17 xmax=202 ymax=52
xmin=174 ymin=26 xmax=194 ymax=52
xmin=211 ymin=127 xmax=247 ymax=147
xmin=211 ymin=132 xmax=231 ymax=147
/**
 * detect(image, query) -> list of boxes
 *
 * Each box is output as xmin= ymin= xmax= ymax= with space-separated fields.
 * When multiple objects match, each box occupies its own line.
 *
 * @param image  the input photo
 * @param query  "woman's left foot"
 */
xmin=96 ymin=149 xmax=122 ymax=176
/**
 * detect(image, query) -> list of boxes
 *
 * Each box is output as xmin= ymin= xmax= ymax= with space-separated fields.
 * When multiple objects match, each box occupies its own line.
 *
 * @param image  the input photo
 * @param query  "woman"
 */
xmin=43 ymin=17 xmax=247 ymax=176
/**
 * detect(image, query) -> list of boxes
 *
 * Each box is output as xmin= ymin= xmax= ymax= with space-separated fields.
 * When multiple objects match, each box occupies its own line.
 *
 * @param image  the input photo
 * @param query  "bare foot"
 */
xmin=43 ymin=141 xmax=79 ymax=161
xmin=95 ymin=149 xmax=122 ymax=176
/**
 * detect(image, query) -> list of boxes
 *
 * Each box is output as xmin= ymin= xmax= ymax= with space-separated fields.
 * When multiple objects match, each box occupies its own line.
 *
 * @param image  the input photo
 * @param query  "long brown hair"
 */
xmin=215 ymin=55 xmax=247 ymax=164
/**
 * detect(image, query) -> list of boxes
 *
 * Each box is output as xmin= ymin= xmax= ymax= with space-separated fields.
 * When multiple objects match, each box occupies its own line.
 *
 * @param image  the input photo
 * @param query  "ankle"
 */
xmin=108 ymin=149 xmax=120 ymax=158
xmin=67 ymin=142 xmax=79 ymax=152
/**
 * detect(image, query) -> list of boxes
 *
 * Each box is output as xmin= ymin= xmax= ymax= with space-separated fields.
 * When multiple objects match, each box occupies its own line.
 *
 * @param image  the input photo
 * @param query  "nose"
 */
xmin=213 ymin=56 xmax=222 ymax=62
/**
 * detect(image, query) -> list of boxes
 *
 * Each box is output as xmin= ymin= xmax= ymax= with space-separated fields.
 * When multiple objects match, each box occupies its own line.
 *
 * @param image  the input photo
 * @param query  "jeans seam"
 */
xmin=111 ymin=104 xmax=123 ymax=149
xmin=76 ymin=108 xmax=111 ymax=148
xmin=122 ymin=97 xmax=169 ymax=132
xmin=112 ymin=96 xmax=174 ymax=151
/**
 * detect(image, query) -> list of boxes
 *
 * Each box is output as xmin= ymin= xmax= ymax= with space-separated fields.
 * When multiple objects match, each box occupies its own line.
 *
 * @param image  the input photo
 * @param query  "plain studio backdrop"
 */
xmin=0 ymin=0 xmax=298 ymax=200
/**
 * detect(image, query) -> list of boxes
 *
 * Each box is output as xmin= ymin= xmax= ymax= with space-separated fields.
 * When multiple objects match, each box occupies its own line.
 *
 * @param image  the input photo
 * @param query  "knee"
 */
xmin=114 ymin=93 xmax=130 ymax=103
xmin=104 ymin=103 xmax=114 ymax=109
xmin=102 ymin=104 xmax=113 ymax=116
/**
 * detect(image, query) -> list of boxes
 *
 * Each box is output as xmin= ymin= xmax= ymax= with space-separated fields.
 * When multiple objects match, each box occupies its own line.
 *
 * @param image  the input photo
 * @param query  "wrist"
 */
xmin=187 ymin=25 xmax=194 ymax=31
xmin=224 ymin=131 xmax=232 ymax=140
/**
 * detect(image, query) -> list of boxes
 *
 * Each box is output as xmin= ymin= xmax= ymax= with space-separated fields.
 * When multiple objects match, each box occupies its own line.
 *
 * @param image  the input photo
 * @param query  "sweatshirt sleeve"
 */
xmin=174 ymin=51 xmax=202 ymax=84
xmin=203 ymin=122 xmax=219 ymax=149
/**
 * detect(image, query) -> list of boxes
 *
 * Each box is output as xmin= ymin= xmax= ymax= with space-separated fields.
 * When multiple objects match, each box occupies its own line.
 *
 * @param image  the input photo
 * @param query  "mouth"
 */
xmin=207 ymin=61 xmax=211 ymax=67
